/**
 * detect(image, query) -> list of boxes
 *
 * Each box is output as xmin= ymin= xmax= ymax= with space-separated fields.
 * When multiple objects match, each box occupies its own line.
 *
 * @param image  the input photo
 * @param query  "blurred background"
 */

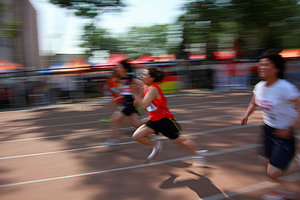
xmin=0 ymin=0 xmax=300 ymax=109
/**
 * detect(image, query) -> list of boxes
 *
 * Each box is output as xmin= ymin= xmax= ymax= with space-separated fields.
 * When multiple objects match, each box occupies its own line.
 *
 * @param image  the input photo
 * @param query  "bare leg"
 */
xmin=262 ymin=159 xmax=300 ymax=199
xmin=132 ymin=124 xmax=156 ymax=147
xmin=127 ymin=113 xmax=143 ymax=128
xmin=172 ymin=136 xmax=197 ymax=155
xmin=267 ymin=163 xmax=284 ymax=179
xmin=110 ymin=111 xmax=126 ymax=139
xmin=267 ymin=159 xmax=300 ymax=179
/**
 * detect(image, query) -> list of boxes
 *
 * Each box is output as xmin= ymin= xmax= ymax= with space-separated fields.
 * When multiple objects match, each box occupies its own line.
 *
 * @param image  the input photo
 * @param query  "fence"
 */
xmin=1 ymin=59 xmax=299 ymax=110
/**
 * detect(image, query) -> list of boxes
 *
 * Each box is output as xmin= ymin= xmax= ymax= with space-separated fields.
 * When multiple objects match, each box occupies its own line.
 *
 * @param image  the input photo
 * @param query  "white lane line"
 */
xmin=201 ymin=172 xmax=300 ymax=200
xmin=169 ymin=102 xmax=247 ymax=109
xmin=0 ymin=111 xmax=245 ymax=144
xmin=0 ymin=123 xmax=260 ymax=160
xmin=1 ymin=91 xmax=250 ymax=114
xmin=0 ymin=143 xmax=260 ymax=188
xmin=29 ymin=96 xmax=249 ymax=122
xmin=184 ymin=123 xmax=260 ymax=137
xmin=9 ymin=103 xmax=248 ymax=131
xmin=6 ymin=99 xmax=247 ymax=129
xmin=201 ymin=181 xmax=279 ymax=200
xmin=32 ymin=112 xmax=108 ymax=122
xmin=0 ymin=128 xmax=118 ymax=144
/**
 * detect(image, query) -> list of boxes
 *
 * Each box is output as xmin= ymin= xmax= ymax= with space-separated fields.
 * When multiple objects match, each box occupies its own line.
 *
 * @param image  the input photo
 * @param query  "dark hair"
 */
xmin=120 ymin=59 xmax=135 ymax=83
xmin=148 ymin=66 xmax=165 ymax=82
xmin=120 ymin=59 xmax=132 ymax=73
xmin=259 ymin=49 xmax=285 ymax=79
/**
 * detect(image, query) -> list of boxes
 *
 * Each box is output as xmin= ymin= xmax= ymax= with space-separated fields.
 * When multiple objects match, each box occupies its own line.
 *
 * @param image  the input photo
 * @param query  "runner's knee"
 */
xmin=267 ymin=164 xmax=283 ymax=179
xmin=132 ymin=132 xmax=141 ymax=141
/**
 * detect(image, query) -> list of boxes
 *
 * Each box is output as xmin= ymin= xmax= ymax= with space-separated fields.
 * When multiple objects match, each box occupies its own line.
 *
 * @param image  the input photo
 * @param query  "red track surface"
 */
xmin=0 ymin=90 xmax=299 ymax=200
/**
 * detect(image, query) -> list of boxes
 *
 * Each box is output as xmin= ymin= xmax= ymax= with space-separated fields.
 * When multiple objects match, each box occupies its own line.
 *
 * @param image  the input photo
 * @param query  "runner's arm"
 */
xmin=241 ymin=94 xmax=257 ymax=126
xmin=133 ymin=78 xmax=144 ymax=87
xmin=131 ymin=86 xmax=157 ymax=110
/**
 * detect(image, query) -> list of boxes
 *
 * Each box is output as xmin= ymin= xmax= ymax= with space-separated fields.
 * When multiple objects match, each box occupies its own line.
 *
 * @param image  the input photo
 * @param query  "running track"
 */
xmin=0 ymin=90 xmax=299 ymax=200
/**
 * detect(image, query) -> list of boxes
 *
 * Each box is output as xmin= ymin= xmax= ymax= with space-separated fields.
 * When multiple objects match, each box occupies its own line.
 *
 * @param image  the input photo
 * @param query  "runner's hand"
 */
xmin=241 ymin=115 xmax=248 ymax=126
xmin=130 ymin=85 xmax=139 ymax=98
xmin=130 ymin=84 xmax=138 ymax=95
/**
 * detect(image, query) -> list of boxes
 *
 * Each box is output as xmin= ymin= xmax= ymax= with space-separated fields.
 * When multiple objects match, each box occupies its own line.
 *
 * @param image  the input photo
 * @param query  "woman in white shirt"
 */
xmin=241 ymin=49 xmax=300 ymax=199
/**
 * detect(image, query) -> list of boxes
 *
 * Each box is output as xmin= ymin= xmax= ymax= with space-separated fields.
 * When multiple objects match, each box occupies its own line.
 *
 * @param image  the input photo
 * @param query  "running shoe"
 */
xmin=193 ymin=150 xmax=208 ymax=167
xmin=147 ymin=141 xmax=162 ymax=160
xmin=103 ymin=139 xmax=120 ymax=147
xmin=262 ymin=189 xmax=296 ymax=200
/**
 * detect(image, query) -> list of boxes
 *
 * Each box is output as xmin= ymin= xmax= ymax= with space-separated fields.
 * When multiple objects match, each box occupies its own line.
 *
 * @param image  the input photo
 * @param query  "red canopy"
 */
xmin=130 ymin=55 xmax=156 ymax=64
xmin=213 ymin=51 xmax=236 ymax=59
xmin=188 ymin=54 xmax=206 ymax=60
xmin=280 ymin=49 xmax=300 ymax=58
xmin=53 ymin=58 xmax=90 ymax=74
xmin=0 ymin=59 xmax=22 ymax=72
xmin=156 ymin=54 xmax=176 ymax=62
xmin=93 ymin=53 xmax=128 ymax=71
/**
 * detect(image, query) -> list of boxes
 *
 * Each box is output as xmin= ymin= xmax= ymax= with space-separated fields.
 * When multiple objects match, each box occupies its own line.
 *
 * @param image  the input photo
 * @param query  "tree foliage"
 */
xmin=49 ymin=0 xmax=126 ymax=57
xmin=179 ymin=0 xmax=300 ymax=58
xmin=49 ymin=0 xmax=125 ymax=18
xmin=49 ymin=0 xmax=300 ymax=59
xmin=120 ymin=25 xmax=171 ymax=58
xmin=228 ymin=0 xmax=300 ymax=51
xmin=80 ymin=24 xmax=122 ymax=56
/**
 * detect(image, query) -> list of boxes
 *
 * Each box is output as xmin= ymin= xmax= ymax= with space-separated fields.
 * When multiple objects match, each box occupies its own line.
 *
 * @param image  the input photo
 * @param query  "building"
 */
xmin=0 ymin=0 xmax=41 ymax=68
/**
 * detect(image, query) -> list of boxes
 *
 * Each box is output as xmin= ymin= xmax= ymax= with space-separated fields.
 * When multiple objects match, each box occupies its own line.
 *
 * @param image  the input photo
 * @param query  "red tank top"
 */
xmin=143 ymin=83 xmax=174 ymax=121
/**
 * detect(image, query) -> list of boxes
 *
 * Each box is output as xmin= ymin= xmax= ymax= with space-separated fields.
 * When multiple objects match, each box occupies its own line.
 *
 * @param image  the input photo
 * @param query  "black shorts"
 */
xmin=121 ymin=104 xmax=139 ymax=116
xmin=121 ymin=95 xmax=139 ymax=116
xmin=145 ymin=118 xmax=181 ymax=140
xmin=260 ymin=124 xmax=296 ymax=170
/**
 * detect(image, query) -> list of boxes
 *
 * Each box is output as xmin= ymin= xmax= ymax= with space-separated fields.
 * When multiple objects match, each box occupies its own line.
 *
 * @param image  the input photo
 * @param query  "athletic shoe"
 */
xmin=262 ymin=189 xmax=296 ymax=200
xmin=147 ymin=141 xmax=162 ymax=160
xmin=193 ymin=150 xmax=208 ymax=167
xmin=103 ymin=139 xmax=120 ymax=147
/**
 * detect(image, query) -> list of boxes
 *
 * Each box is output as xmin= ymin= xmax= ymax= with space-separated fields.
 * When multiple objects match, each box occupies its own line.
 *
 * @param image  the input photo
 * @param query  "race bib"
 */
xmin=146 ymin=103 xmax=158 ymax=112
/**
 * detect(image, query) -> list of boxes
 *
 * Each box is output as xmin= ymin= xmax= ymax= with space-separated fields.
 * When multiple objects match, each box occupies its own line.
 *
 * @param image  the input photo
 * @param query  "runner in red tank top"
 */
xmin=143 ymin=83 xmax=174 ymax=121
xmin=131 ymin=66 xmax=207 ymax=166
xmin=103 ymin=60 xmax=144 ymax=147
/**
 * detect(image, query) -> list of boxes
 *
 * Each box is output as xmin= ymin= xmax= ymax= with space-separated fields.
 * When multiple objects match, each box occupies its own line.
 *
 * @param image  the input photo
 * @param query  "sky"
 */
xmin=30 ymin=0 xmax=187 ymax=55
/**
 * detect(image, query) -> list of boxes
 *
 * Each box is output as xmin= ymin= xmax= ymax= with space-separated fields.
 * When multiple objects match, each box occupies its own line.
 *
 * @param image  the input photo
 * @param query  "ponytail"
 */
xmin=120 ymin=59 xmax=132 ymax=73
xmin=120 ymin=59 xmax=134 ymax=83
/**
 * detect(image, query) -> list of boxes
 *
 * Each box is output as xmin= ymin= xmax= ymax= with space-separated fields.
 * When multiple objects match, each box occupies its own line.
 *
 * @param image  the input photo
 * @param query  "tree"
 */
xmin=48 ymin=0 xmax=127 ymax=57
xmin=80 ymin=24 xmax=122 ymax=57
xmin=229 ymin=0 xmax=300 ymax=54
xmin=178 ymin=0 xmax=231 ymax=59
xmin=49 ymin=0 xmax=125 ymax=18
xmin=179 ymin=0 xmax=300 ymax=59
xmin=120 ymin=25 xmax=171 ymax=58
